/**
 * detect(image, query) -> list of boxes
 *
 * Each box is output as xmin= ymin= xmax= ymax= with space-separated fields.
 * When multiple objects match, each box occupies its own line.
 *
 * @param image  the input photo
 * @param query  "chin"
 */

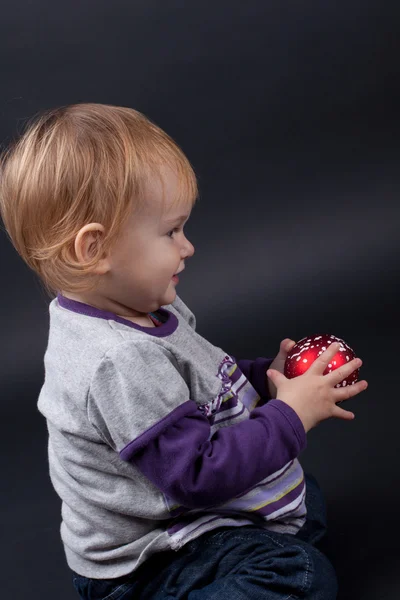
xmin=163 ymin=288 xmax=177 ymax=306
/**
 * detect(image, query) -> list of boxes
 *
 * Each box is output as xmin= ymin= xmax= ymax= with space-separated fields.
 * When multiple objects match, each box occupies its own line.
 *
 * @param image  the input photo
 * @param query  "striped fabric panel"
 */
xmin=219 ymin=359 xmax=261 ymax=411
xmin=205 ymin=375 xmax=261 ymax=429
xmin=218 ymin=459 xmax=305 ymax=517
xmin=166 ymin=459 xmax=306 ymax=546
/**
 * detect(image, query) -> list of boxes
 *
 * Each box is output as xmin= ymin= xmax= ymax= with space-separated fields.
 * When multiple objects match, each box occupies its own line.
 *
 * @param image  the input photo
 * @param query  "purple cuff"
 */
xmin=267 ymin=399 xmax=306 ymax=449
xmin=236 ymin=357 xmax=274 ymax=400
xmin=121 ymin=399 xmax=306 ymax=509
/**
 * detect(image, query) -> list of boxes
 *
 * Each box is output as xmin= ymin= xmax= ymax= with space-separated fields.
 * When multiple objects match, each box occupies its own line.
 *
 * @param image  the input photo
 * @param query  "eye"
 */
xmin=167 ymin=228 xmax=179 ymax=238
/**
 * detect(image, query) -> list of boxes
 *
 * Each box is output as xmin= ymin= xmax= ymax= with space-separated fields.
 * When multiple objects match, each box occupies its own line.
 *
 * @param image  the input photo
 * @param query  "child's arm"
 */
xmin=236 ymin=339 xmax=298 ymax=400
xmin=88 ymin=341 xmax=305 ymax=509
xmin=235 ymin=357 xmax=274 ymax=400
xmin=125 ymin=399 xmax=304 ymax=509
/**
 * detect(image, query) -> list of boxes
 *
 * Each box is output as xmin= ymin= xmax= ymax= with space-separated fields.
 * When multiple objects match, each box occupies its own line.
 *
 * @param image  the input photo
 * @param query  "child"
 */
xmin=0 ymin=103 xmax=368 ymax=600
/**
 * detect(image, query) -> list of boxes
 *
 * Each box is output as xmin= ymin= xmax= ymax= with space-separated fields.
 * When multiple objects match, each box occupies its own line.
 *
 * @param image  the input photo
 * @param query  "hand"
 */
xmin=267 ymin=342 xmax=368 ymax=433
xmin=267 ymin=338 xmax=297 ymax=399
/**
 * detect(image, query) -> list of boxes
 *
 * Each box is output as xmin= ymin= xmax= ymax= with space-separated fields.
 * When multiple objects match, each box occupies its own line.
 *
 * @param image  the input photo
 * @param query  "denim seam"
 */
xmin=264 ymin=535 xmax=311 ymax=596
xmin=293 ymin=544 xmax=311 ymax=595
xmin=101 ymin=582 xmax=131 ymax=600
xmin=204 ymin=530 xmax=312 ymax=595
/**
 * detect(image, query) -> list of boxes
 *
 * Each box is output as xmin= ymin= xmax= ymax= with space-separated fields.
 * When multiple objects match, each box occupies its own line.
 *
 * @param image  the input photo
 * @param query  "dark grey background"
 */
xmin=1 ymin=1 xmax=399 ymax=598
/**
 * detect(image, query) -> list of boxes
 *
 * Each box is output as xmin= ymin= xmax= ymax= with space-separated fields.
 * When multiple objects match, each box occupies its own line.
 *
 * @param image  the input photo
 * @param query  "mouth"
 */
xmin=172 ymin=274 xmax=179 ymax=284
xmin=172 ymin=268 xmax=184 ymax=284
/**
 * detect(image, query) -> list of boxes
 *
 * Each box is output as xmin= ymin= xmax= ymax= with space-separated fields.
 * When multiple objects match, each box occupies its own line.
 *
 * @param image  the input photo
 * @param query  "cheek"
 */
xmin=161 ymin=240 xmax=180 ymax=261
xmin=147 ymin=246 xmax=176 ymax=275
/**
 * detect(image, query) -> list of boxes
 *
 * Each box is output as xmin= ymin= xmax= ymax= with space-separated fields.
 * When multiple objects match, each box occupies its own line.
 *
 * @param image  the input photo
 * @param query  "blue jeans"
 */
xmin=72 ymin=474 xmax=337 ymax=599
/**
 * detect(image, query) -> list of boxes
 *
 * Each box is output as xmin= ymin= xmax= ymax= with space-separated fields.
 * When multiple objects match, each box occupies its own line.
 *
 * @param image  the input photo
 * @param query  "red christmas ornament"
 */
xmin=284 ymin=334 xmax=359 ymax=388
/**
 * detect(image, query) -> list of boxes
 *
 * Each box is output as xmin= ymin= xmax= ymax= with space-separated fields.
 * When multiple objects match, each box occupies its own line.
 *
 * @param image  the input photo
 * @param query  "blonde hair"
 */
xmin=0 ymin=103 xmax=198 ymax=297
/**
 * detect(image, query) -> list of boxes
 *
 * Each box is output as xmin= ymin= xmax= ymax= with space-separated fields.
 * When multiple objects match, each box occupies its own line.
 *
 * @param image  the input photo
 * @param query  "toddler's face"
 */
xmin=106 ymin=166 xmax=195 ymax=315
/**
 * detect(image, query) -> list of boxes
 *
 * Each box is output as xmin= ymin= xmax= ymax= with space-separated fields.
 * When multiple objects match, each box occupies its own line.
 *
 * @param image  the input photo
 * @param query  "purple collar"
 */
xmin=56 ymin=294 xmax=178 ymax=338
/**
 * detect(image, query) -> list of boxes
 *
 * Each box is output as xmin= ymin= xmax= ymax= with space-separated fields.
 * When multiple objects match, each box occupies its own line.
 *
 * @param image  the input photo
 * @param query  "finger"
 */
xmin=327 ymin=357 xmax=362 ymax=386
xmin=334 ymin=379 xmax=368 ymax=403
xmin=308 ymin=342 xmax=341 ymax=374
xmin=331 ymin=404 xmax=355 ymax=421
xmin=266 ymin=369 xmax=287 ymax=385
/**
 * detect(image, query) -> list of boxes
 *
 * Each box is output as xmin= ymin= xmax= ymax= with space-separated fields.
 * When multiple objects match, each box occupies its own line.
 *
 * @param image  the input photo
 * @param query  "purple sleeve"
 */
xmin=120 ymin=398 xmax=306 ymax=509
xmin=236 ymin=357 xmax=274 ymax=400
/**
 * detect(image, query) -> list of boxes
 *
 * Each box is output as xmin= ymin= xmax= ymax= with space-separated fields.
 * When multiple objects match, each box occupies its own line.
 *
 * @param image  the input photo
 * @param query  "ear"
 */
xmin=74 ymin=223 xmax=110 ymax=275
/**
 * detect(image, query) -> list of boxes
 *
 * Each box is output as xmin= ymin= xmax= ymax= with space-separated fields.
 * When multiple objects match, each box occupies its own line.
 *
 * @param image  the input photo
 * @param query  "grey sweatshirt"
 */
xmin=37 ymin=293 xmax=307 ymax=578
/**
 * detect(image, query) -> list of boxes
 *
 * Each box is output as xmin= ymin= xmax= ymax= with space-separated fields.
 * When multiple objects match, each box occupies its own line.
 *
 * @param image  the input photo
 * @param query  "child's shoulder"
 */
xmin=48 ymin=296 xmax=156 ymax=351
xmin=46 ymin=295 xmax=193 ymax=363
xmin=45 ymin=295 xmax=197 ymax=376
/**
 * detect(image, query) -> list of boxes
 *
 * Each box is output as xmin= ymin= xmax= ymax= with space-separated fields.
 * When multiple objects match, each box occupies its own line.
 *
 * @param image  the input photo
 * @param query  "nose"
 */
xmin=182 ymin=234 xmax=195 ymax=258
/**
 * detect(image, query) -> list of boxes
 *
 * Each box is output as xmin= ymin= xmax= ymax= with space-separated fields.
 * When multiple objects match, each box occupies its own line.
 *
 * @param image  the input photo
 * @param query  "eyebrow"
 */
xmin=164 ymin=214 xmax=190 ymax=224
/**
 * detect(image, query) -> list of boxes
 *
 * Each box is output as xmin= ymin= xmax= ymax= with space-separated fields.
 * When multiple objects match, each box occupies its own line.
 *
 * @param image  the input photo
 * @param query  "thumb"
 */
xmin=280 ymin=338 xmax=296 ymax=353
xmin=267 ymin=368 xmax=286 ymax=384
